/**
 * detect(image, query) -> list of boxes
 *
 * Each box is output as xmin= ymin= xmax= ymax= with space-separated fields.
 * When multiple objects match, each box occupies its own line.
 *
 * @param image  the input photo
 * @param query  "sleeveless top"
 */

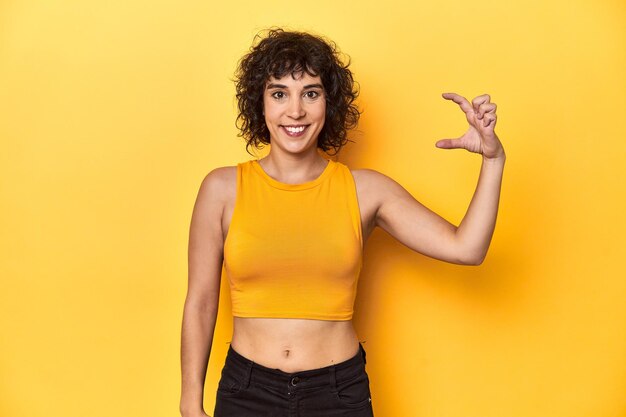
xmin=223 ymin=158 xmax=363 ymax=320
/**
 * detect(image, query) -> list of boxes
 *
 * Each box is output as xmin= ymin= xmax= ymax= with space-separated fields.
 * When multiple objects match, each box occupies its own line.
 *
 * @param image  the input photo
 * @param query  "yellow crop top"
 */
xmin=223 ymin=158 xmax=363 ymax=320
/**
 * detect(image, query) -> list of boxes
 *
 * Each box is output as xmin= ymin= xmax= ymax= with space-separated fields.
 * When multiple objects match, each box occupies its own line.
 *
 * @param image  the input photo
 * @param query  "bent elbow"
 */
xmin=458 ymin=252 xmax=486 ymax=266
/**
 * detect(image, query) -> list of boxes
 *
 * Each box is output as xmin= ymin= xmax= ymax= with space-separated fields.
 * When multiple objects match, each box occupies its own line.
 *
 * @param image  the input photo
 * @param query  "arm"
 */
xmin=374 ymin=92 xmax=505 ymax=265
xmin=180 ymin=169 xmax=228 ymax=417
xmin=454 ymin=155 xmax=505 ymax=264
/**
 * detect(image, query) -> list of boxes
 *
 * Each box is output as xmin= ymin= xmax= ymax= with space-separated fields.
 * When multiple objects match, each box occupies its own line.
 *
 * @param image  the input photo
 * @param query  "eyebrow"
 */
xmin=266 ymin=83 xmax=324 ymax=90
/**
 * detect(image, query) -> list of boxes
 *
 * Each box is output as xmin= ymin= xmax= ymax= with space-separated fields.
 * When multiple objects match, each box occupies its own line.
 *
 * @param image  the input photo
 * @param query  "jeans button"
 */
xmin=290 ymin=376 xmax=300 ymax=386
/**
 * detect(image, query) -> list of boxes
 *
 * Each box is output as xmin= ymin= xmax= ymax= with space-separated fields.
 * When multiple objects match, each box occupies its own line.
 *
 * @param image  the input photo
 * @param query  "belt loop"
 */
xmin=329 ymin=365 xmax=338 ymax=394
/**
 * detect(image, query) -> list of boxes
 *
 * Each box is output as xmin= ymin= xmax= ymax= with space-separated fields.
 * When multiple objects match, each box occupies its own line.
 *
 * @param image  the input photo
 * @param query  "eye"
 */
xmin=271 ymin=91 xmax=286 ymax=100
xmin=304 ymin=91 xmax=320 ymax=99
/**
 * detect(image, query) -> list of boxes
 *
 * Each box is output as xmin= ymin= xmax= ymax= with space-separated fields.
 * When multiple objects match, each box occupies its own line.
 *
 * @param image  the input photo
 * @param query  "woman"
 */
xmin=180 ymin=28 xmax=505 ymax=417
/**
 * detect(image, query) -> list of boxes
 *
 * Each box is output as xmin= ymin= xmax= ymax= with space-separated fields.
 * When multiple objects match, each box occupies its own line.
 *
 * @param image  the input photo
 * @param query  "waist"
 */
xmin=231 ymin=317 xmax=360 ymax=373
xmin=222 ymin=342 xmax=368 ymax=396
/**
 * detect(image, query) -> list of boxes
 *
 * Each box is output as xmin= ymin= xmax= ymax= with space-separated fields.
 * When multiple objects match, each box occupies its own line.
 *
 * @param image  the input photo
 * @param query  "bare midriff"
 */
xmin=230 ymin=317 xmax=361 ymax=373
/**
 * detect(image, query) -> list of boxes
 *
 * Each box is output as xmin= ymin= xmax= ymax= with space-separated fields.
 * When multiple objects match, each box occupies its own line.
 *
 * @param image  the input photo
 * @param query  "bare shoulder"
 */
xmin=349 ymin=167 xmax=421 ymax=225
xmin=350 ymin=168 xmax=402 ymax=192
xmin=190 ymin=165 xmax=237 ymax=241
xmin=197 ymin=165 xmax=237 ymax=202
xmin=349 ymin=168 xmax=408 ymax=230
xmin=203 ymin=165 xmax=237 ymax=184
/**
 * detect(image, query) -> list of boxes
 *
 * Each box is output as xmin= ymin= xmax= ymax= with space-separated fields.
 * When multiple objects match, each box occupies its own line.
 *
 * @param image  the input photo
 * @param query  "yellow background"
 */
xmin=1 ymin=0 xmax=625 ymax=416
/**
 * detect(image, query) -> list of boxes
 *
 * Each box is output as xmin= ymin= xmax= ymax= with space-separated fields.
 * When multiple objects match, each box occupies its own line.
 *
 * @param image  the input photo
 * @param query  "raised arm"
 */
xmin=372 ymin=92 xmax=505 ymax=265
xmin=180 ymin=168 xmax=229 ymax=417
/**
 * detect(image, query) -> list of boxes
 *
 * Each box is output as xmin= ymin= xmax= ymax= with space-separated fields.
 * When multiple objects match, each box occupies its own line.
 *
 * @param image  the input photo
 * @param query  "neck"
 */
xmin=259 ymin=147 xmax=329 ymax=184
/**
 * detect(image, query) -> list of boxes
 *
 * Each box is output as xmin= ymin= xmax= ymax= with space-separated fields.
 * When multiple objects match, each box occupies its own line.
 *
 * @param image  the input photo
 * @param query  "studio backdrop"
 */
xmin=1 ymin=1 xmax=625 ymax=416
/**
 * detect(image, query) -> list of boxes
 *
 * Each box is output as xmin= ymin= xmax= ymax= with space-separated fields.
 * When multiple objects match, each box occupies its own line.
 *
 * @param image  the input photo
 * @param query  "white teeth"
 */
xmin=285 ymin=126 xmax=306 ymax=133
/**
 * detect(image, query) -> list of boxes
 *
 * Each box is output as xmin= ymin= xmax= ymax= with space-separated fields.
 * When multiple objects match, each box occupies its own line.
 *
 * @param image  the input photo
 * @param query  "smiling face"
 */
xmin=263 ymin=71 xmax=326 ymax=155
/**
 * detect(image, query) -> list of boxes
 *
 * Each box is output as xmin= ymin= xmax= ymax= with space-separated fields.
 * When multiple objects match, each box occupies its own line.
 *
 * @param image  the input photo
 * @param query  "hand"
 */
xmin=436 ymin=92 xmax=505 ymax=160
xmin=181 ymin=410 xmax=211 ymax=417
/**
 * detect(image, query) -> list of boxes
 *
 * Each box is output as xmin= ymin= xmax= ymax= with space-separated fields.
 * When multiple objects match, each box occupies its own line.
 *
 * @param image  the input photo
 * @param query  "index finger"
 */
xmin=442 ymin=92 xmax=473 ymax=114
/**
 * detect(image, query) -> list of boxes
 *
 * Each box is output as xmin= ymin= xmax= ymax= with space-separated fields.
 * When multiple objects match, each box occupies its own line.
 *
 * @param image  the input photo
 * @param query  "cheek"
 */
xmin=262 ymin=102 xmax=279 ymax=123
xmin=314 ymin=102 xmax=327 ymax=123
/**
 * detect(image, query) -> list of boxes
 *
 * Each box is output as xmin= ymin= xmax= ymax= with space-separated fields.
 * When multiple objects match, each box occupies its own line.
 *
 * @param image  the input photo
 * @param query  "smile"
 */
xmin=281 ymin=125 xmax=309 ymax=137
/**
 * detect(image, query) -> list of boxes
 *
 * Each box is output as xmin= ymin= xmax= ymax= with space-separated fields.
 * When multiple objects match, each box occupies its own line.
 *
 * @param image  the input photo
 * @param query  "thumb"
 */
xmin=435 ymin=138 xmax=464 ymax=149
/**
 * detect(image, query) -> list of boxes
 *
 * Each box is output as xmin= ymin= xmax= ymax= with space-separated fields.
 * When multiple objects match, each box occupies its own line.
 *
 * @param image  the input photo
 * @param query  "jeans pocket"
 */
xmin=216 ymin=365 xmax=245 ymax=397
xmin=334 ymin=371 xmax=372 ymax=408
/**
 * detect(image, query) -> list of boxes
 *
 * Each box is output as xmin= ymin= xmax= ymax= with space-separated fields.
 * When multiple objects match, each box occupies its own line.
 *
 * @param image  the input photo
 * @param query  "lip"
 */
xmin=281 ymin=124 xmax=310 ymax=137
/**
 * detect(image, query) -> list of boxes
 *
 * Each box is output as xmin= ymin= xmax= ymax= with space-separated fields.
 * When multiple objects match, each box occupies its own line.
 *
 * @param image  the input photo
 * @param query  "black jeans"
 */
xmin=213 ymin=342 xmax=374 ymax=417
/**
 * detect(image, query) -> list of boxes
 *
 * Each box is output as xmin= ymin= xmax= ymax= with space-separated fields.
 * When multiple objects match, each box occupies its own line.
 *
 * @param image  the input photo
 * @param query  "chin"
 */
xmin=272 ymin=138 xmax=319 ymax=154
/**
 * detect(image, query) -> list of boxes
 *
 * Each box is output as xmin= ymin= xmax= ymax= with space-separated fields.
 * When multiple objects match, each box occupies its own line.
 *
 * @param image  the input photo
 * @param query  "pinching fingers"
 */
xmin=476 ymin=102 xmax=497 ymax=119
xmin=472 ymin=94 xmax=491 ymax=116
xmin=481 ymin=112 xmax=497 ymax=127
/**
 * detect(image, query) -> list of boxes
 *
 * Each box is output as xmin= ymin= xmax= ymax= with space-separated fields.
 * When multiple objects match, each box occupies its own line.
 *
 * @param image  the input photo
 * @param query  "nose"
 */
xmin=287 ymin=96 xmax=305 ymax=119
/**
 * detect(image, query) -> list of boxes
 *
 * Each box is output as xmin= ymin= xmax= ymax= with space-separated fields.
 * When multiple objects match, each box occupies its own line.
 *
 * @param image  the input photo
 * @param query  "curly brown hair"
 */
xmin=234 ymin=28 xmax=361 ymax=156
